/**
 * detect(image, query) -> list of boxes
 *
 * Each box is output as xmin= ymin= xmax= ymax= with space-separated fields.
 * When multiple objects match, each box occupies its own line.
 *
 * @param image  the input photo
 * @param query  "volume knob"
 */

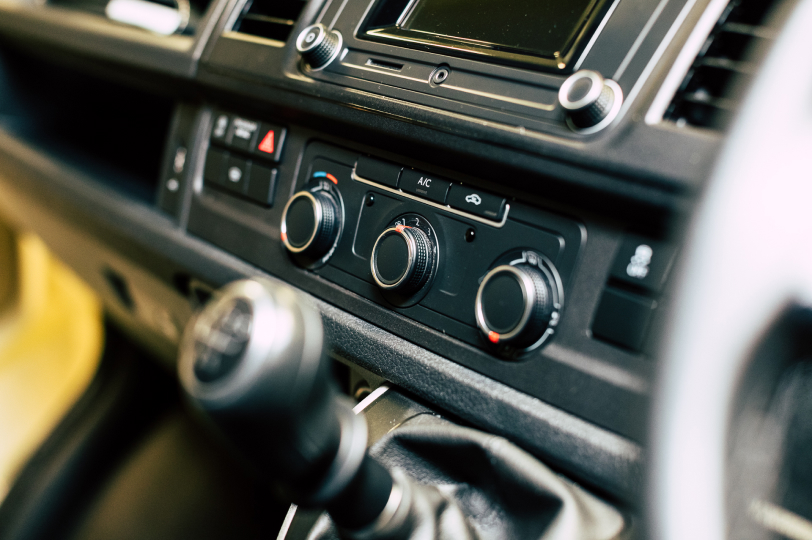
xmin=558 ymin=70 xmax=623 ymax=134
xmin=475 ymin=264 xmax=558 ymax=348
xmin=281 ymin=191 xmax=339 ymax=259
xmin=371 ymin=225 xmax=435 ymax=295
xmin=296 ymin=24 xmax=343 ymax=71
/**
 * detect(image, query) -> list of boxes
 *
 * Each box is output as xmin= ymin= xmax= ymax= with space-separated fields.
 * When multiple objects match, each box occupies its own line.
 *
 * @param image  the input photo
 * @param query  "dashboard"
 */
xmin=0 ymin=0 xmax=799 ymax=535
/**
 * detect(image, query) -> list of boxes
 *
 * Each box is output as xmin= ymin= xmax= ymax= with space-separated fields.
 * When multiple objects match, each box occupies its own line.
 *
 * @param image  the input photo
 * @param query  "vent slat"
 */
xmin=681 ymin=93 xmax=738 ymax=111
xmin=722 ymin=22 xmax=779 ymax=39
xmin=241 ymin=14 xmax=296 ymax=26
xmin=697 ymin=57 xmax=758 ymax=75
xmin=232 ymin=0 xmax=306 ymax=42
xmin=666 ymin=0 xmax=781 ymax=130
xmin=49 ymin=0 xmax=210 ymax=34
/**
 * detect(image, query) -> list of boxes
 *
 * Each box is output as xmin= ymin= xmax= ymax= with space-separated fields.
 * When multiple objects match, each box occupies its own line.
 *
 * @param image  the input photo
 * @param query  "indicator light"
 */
xmin=488 ymin=331 xmax=500 ymax=343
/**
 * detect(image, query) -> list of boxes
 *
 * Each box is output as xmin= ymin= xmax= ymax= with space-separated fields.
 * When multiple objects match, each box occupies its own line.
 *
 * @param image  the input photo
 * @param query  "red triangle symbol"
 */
xmin=258 ymin=130 xmax=275 ymax=154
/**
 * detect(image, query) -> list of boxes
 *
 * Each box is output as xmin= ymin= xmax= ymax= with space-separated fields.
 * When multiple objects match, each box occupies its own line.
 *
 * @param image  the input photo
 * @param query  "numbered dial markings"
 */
xmin=371 ymin=214 xmax=438 ymax=296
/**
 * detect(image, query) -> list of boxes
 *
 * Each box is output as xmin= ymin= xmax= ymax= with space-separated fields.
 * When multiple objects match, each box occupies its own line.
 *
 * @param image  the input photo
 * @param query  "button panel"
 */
xmin=592 ymin=233 xmax=676 ymax=353
xmin=355 ymin=156 xmax=507 ymax=224
xmin=204 ymin=111 xmax=287 ymax=206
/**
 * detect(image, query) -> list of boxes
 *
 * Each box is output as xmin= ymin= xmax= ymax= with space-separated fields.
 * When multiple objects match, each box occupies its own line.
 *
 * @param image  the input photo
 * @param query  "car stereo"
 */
xmin=360 ymin=0 xmax=613 ymax=72
xmin=262 ymin=0 xmax=695 ymax=138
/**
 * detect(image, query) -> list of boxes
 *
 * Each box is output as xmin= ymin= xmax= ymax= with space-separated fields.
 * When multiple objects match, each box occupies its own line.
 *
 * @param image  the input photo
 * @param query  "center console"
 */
xmin=180 ymin=0 xmax=706 ymax=442
xmin=0 ymin=0 xmax=779 ymax=516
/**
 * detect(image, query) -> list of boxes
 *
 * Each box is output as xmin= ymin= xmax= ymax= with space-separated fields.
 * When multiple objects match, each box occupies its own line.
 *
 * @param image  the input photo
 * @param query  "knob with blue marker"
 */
xmin=281 ymin=171 xmax=341 ymax=260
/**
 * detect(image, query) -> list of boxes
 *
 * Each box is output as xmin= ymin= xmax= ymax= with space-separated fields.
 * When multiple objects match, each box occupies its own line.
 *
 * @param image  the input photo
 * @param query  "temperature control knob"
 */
xmin=281 ymin=191 xmax=339 ymax=259
xmin=371 ymin=225 xmax=435 ymax=295
xmin=558 ymin=70 xmax=623 ymax=134
xmin=475 ymin=264 xmax=558 ymax=348
xmin=296 ymin=24 xmax=343 ymax=71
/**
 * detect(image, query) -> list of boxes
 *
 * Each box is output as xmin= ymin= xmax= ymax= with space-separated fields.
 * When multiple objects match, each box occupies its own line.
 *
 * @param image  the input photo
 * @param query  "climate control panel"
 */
xmin=276 ymin=143 xmax=584 ymax=359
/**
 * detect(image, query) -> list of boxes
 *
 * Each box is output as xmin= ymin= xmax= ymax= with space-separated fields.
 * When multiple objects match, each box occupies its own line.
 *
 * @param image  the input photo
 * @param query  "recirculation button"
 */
xmin=447 ymin=185 xmax=506 ymax=221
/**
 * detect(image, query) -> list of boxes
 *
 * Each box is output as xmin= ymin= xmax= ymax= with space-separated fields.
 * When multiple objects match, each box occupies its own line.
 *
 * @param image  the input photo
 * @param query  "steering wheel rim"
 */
xmin=649 ymin=1 xmax=812 ymax=538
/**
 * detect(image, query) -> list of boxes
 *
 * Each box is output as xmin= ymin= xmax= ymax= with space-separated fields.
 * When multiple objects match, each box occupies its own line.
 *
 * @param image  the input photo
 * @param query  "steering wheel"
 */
xmin=649 ymin=0 xmax=812 ymax=538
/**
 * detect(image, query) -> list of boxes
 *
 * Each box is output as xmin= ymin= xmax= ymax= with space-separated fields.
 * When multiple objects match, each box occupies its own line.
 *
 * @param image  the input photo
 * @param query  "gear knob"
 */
xmin=179 ymin=279 xmax=343 ymax=494
xmin=178 ymin=279 xmax=392 ymax=528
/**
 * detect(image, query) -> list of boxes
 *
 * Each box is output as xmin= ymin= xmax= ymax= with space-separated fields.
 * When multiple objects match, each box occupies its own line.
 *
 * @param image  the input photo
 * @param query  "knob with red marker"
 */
xmin=475 ymin=260 xmax=562 ymax=350
xmin=371 ymin=223 xmax=436 ymax=296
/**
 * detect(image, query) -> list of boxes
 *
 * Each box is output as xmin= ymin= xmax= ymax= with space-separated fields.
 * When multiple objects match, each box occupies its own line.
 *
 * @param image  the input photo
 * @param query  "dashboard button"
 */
xmin=356 ymin=156 xmax=402 ymax=188
xmin=224 ymin=156 xmax=250 ymax=194
xmin=592 ymin=287 xmax=657 ymax=352
xmin=204 ymin=148 xmax=228 ymax=186
xmin=211 ymin=113 xmax=230 ymax=143
xmin=447 ymin=185 xmax=506 ymax=221
xmin=247 ymin=164 xmax=277 ymax=206
xmin=399 ymin=169 xmax=450 ymax=203
xmin=253 ymin=123 xmax=286 ymax=162
xmin=227 ymin=117 xmax=260 ymax=152
xmin=609 ymin=235 xmax=676 ymax=294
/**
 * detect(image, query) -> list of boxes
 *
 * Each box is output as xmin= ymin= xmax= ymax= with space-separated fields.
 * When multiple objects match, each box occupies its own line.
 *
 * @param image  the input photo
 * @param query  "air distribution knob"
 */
xmin=475 ymin=264 xmax=557 ymax=348
xmin=558 ymin=70 xmax=623 ymax=133
xmin=371 ymin=224 xmax=435 ymax=295
xmin=296 ymin=23 xmax=343 ymax=71
xmin=281 ymin=190 xmax=340 ymax=259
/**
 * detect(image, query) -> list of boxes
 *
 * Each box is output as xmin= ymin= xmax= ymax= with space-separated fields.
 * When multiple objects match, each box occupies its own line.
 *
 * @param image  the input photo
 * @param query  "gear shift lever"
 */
xmin=177 ymin=279 xmax=393 ymax=530
xmin=178 ymin=278 xmax=626 ymax=540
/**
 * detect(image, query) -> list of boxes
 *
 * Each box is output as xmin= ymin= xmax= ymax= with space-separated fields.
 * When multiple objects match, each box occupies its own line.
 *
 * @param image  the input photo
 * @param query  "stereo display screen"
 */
xmin=362 ymin=0 xmax=610 ymax=72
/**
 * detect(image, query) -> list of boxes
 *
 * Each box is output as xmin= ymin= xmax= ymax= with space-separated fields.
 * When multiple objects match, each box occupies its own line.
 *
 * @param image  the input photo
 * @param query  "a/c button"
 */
xmin=447 ymin=185 xmax=506 ymax=221
xmin=399 ymin=169 xmax=450 ymax=204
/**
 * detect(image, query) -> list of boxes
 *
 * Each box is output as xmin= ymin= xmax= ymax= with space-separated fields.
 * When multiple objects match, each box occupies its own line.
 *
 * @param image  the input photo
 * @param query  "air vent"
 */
xmin=49 ymin=0 xmax=211 ymax=35
xmin=665 ymin=0 xmax=781 ymax=130
xmin=232 ymin=0 xmax=307 ymax=43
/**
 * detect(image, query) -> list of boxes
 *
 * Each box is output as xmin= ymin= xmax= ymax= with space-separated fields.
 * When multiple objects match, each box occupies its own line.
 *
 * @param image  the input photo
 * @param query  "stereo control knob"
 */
xmin=296 ymin=24 xmax=343 ymax=71
xmin=371 ymin=225 xmax=435 ymax=295
xmin=281 ymin=191 xmax=339 ymax=259
xmin=475 ymin=264 xmax=556 ymax=348
xmin=558 ymin=70 xmax=623 ymax=133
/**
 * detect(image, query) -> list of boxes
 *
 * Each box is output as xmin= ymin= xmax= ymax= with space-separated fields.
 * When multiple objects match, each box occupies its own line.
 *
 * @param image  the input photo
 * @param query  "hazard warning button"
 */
xmin=253 ymin=122 xmax=287 ymax=162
